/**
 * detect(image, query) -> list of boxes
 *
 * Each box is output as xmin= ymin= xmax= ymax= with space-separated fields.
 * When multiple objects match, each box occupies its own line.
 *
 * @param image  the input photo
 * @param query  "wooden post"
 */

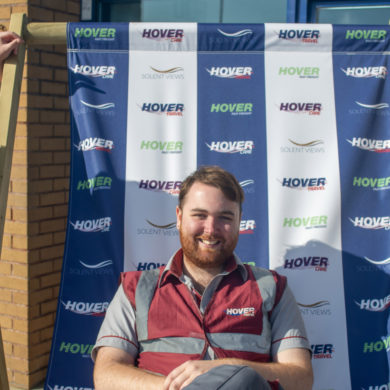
xmin=0 ymin=15 xmax=68 ymax=388
xmin=0 ymin=13 xmax=27 ymax=390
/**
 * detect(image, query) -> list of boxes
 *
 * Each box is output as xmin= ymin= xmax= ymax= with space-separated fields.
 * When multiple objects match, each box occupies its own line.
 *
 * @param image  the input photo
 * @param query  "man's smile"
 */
xmin=197 ymin=237 xmax=221 ymax=247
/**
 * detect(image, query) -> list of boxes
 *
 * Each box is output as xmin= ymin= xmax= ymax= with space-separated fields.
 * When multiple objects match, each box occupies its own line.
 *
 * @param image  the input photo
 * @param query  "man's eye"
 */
xmin=193 ymin=214 xmax=206 ymax=219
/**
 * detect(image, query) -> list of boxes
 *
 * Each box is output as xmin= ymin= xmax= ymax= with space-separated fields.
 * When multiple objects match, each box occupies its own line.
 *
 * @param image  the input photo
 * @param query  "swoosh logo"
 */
xmin=80 ymin=100 xmax=115 ymax=110
xmin=289 ymin=139 xmax=324 ymax=147
xmin=146 ymin=220 xmax=176 ymax=229
xmin=79 ymin=260 xmax=113 ymax=269
xmin=240 ymin=179 xmax=254 ymax=187
xmin=298 ymin=301 xmax=330 ymax=308
xmin=217 ymin=28 xmax=253 ymax=38
xmin=364 ymin=256 xmax=390 ymax=265
xmin=355 ymin=101 xmax=389 ymax=109
xmin=150 ymin=66 xmax=183 ymax=73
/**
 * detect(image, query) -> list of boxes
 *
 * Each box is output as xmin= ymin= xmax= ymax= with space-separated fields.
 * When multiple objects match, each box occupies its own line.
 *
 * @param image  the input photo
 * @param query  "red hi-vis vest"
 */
xmin=121 ymin=259 xmax=286 ymax=387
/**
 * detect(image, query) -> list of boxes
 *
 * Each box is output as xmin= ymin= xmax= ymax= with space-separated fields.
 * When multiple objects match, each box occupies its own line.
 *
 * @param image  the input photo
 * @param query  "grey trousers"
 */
xmin=182 ymin=364 xmax=282 ymax=390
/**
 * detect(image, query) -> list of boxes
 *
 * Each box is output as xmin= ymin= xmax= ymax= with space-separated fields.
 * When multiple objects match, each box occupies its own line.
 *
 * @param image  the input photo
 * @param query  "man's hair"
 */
xmin=178 ymin=165 xmax=244 ymax=213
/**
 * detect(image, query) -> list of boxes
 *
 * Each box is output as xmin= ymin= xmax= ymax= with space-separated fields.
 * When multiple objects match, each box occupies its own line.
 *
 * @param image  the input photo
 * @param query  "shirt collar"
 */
xmin=159 ymin=248 xmax=248 ymax=288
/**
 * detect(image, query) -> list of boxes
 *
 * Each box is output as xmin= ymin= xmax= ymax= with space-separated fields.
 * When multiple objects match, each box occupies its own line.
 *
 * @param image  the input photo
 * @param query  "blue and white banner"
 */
xmin=45 ymin=23 xmax=390 ymax=390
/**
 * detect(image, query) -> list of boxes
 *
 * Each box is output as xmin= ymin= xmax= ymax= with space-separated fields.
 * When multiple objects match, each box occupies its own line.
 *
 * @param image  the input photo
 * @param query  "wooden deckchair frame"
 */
xmin=0 ymin=13 xmax=67 ymax=390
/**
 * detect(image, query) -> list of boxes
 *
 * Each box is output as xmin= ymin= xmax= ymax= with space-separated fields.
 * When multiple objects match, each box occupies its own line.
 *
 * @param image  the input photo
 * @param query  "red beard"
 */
xmin=179 ymin=228 xmax=238 ymax=269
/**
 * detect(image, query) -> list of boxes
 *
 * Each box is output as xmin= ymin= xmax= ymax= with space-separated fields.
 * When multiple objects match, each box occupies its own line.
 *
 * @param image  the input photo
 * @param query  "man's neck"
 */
xmin=182 ymin=257 xmax=223 ymax=295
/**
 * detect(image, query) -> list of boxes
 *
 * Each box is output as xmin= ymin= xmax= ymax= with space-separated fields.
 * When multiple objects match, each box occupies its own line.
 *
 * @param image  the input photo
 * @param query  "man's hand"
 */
xmin=0 ymin=31 xmax=23 ymax=81
xmin=94 ymin=346 xmax=166 ymax=390
xmin=163 ymin=348 xmax=313 ymax=390
xmin=163 ymin=360 xmax=218 ymax=390
xmin=0 ymin=31 xmax=22 ymax=62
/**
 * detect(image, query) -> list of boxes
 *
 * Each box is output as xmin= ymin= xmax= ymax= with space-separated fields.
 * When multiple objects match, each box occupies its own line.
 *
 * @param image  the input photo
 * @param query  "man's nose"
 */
xmin=204 ymin=216 xmax=217 ymax=234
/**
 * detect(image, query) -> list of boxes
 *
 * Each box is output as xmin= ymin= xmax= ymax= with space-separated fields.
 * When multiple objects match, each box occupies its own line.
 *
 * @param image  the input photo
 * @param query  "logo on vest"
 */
xmin=225 ymin=307 xmax=255 ymax=317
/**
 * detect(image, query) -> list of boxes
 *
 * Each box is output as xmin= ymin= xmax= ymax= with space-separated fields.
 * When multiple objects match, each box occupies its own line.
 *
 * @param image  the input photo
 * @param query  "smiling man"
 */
xmin=92 ymin=166 xmax=313 ymax=390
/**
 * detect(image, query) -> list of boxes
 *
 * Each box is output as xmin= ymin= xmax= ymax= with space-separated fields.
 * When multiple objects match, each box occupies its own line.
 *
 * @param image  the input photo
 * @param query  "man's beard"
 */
xmin=179 ymin=228 xmax=238 ymax=269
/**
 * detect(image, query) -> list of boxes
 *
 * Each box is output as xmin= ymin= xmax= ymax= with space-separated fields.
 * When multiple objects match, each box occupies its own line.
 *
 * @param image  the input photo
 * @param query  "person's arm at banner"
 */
xmin=0 ymin=31 xmax=23 ymax=81
xmin=94 ymin=346 xmax=166 ymax=390
xmin=162 ymin=347 xmax=313 ymax=390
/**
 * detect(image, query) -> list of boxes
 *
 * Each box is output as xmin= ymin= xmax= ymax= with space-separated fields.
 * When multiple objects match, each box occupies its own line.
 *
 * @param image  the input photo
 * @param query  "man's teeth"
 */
xmin=201 ymin=239 xmax=218 ymax=245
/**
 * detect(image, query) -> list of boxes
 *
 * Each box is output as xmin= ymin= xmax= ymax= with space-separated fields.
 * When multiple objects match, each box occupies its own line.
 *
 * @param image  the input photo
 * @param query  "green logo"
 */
xmin=279 ymin=67 xmax=319 ymax=78
xmin=74 ymin=27 xmax=116 ymax=39
xmin=77 ymin=176 xmax=112 ymax=191
xmin=345 ymin=29 xmax=386 ymax=40
xmin=353 ymin=176 xmax=390 ymax=190
xmin=140 ymin=140 xmax=183 ymax=153
xmin=283 ymin=216 xmax=327 ymax=229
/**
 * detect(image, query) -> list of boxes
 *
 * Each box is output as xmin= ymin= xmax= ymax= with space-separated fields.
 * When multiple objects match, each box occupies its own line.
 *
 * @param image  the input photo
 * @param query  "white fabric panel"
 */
xmin=264 ymin=23 xmax=351 ymax=389
xmin=125 ymin=23 xmax=198 ymax=271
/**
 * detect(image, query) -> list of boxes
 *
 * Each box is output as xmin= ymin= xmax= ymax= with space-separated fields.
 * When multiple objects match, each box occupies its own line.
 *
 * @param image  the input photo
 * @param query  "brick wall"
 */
xmin=0 ymin=1 xmax=80 ymax=388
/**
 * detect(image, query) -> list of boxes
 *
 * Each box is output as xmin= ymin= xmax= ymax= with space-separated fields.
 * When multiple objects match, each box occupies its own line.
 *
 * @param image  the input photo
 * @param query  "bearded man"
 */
xmin=92 ymin=166 xmax=313 ymax=390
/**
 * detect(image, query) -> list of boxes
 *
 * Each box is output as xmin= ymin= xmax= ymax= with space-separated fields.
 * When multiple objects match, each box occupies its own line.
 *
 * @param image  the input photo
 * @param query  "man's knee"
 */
xmin=182 ymin=364 xmax=277 ymax=390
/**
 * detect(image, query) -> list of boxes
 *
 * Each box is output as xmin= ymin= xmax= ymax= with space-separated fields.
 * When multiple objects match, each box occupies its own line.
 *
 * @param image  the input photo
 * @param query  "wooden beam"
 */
xmin=0 ymin=13 xmax=27 ymax=390
xmin=0 ymin=15 xmax=68 ymax=388
xmin=24 ymin=21 xmax=67 ymax=45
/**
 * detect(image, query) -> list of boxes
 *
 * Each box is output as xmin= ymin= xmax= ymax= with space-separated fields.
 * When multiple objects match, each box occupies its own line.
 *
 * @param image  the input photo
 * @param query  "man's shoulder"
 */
xmin=121 ymin=266 xmax=163 ymax=286
xmin=120 ymin=267 xmax=164 ymax=308
xmin=246 ymin=265 xmax=287 ymax=310
xmin=246 ymin=265 xmax=286 ymax=283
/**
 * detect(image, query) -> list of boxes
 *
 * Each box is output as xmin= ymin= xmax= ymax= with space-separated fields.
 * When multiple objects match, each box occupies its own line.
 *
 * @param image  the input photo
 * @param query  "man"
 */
xmin=93 ymin=166 xmax=313 ymax=390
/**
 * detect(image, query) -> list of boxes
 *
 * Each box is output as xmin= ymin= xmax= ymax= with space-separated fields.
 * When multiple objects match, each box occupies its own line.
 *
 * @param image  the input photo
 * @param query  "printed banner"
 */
xmin=45 ymin=22 xmax=390 ymax=390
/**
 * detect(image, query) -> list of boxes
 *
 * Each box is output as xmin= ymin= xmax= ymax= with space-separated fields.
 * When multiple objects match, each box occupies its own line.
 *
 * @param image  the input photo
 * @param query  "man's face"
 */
xmin=176 ymin=182 xmax=241 ymax=269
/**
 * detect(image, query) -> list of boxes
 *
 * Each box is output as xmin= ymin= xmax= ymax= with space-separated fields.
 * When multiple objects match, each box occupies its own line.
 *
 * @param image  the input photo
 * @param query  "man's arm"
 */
xmin=94 ymin=346 xmax=166 ymax=390
xmin=0 ymin=31 xmax=23 ymax=81
xmin=163 ymin=347 xmax=313 ymax=390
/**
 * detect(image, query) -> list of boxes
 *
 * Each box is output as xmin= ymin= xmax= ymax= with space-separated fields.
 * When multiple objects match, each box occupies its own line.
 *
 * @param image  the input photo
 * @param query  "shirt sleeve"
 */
xmin=91 ymin=283 xmax=139 ymax=361
xmin=270 ymin=283 xmax=310 ymax=357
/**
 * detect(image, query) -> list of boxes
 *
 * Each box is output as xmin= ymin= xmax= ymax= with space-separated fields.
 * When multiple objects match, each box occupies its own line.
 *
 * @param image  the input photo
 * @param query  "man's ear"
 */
xmin=176 ymin=206 xmax=182 ymax=229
